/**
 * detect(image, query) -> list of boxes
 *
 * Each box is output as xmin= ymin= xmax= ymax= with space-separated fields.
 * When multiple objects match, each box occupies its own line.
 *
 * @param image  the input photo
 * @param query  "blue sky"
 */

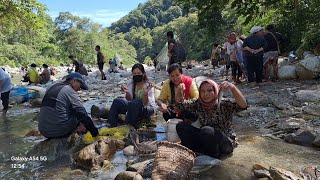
xmin=38 ymin=0 xmax=148 ymax=27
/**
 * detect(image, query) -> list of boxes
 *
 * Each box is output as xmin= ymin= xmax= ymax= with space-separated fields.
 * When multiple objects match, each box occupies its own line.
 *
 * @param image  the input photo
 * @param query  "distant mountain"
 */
xmin=109 ymin=0 xmax=185 ymax=33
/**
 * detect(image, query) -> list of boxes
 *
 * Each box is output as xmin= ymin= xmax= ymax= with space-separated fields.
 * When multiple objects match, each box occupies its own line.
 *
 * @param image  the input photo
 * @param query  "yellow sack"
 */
xmin=83 ymin=126 xmax=129 ymax=143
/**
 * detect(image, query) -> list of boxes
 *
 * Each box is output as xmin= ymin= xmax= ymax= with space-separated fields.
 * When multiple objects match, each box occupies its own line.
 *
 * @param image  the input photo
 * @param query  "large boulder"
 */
xmin=299 ymin=56 xmax=320 ymax=72
xmin=278 ymin=65 xmax=297 ymax=80
xmin=296 ymin=56 xmax=320 ymax=79
xmin=73 ymin=137 xmax=119 ymax=170
xmin=27 ymin=133 xmax=85 ymax=163
xmin=296 ymin=63 xmax=316 ymax=80
xmin=303 ymin=51 xmax=316 ymax=59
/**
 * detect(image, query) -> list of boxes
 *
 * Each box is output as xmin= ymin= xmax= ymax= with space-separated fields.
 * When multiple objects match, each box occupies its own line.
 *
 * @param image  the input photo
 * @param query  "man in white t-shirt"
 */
xmin=0 ymin=68 xmax=13 ymax=116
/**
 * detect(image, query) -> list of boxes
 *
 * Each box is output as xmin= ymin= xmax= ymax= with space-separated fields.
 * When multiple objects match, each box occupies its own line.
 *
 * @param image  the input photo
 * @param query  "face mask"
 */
xmin=133 ymin=75 xmax=143 ymax=83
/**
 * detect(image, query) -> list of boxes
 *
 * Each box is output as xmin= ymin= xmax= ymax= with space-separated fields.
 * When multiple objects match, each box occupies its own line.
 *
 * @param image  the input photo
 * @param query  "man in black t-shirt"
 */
xmin=69 ymin=55 xmax=80 ymax=73
xmin=166 ymin=31 xmax=186 ymax=66
xmin=95 ymin=45 xmax=106 ymax=80
xmin=263 ymin=24 xmax=283 ymax=81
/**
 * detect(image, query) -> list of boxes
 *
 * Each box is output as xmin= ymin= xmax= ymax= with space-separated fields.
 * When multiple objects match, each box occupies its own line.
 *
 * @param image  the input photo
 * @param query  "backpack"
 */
xmin=173 ymin=41 xmax=187 ymax=63
xmin=101 ymin=53 xmax=106 ymax=63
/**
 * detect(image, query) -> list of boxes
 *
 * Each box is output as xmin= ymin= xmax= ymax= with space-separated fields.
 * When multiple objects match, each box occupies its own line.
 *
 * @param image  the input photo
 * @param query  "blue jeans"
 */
xmin=108 ymin=98 xmax=154 ymax=127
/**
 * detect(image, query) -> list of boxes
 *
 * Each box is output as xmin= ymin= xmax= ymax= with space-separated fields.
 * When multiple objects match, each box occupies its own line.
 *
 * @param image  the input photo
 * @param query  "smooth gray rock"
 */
xmin=278 ymin=65 xmax=297 ymax=80
xmin=114 ymin=171 xmax=143 ymax=180
xmin=295 ymin=90 xmax=320 ymax=102
xmin=27 ymin=133 xmax=85 ymax=163
xmin=302 ymin=104 xmax=320 ymax=116
xmin=299 ymin=56 xmax=320 ymax=72
xmin=284 ymin=129 xmax=316 ymax=146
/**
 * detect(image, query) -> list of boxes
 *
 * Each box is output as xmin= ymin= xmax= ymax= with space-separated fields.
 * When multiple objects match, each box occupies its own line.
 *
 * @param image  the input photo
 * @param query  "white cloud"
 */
xmin=47 ymin=9 xmax=128 ymax=27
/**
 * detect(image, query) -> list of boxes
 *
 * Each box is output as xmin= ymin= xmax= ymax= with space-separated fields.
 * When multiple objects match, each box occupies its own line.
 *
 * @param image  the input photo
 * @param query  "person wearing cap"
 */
xmin=242 ymin=26 xmax=267 ymax=88
xmin=38 ymin=72 xmax=99 ymax=138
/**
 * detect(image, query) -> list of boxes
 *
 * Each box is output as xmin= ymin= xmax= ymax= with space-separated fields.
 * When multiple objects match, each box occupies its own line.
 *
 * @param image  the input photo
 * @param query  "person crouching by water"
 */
xmin=40 ymin=64 xmax=51 ymax=84
xmin=38 ymin=72 xmax=99 ymax=138
xmin=176 ymin=80 xmax=247 ymax=158
xmin=108 ymin=63 xmax=156 ymax=128
xmin=157 ymin=63 xmax=199 ymax=121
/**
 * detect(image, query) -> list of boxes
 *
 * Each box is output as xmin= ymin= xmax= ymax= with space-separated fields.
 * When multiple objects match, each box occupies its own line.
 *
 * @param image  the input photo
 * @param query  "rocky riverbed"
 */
xmin=0 ymin=59 xmax=319 ymax=179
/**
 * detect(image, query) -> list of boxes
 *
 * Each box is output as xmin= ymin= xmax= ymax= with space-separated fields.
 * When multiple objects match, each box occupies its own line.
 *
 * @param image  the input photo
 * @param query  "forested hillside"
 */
xmin=109 ymin=0 xmax=185 ymax=33
xmin=0 ymin=0 xmax=138 ymax=67
xmin=0 ymin=0 xmax=319 ymax=67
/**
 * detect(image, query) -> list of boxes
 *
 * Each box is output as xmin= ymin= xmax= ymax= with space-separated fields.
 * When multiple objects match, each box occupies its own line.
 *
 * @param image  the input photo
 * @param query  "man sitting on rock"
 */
xmin=38 ymin=72 xmax=99 ymax=138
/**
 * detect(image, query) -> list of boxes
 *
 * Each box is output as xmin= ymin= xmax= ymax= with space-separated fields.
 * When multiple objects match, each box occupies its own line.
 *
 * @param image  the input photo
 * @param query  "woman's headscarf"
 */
xmin=198 ymin=79 xmax=220 ymax=112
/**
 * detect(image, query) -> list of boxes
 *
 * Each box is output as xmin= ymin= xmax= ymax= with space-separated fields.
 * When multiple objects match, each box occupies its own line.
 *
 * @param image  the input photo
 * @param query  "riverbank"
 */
xmin=0 ymin=64 xmax=319 ymax=179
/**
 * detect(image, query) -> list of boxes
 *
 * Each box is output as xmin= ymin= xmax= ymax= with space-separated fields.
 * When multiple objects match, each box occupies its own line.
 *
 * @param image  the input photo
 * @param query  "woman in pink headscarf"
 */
xmin=175 ymin=80 xmax=247 ymax=158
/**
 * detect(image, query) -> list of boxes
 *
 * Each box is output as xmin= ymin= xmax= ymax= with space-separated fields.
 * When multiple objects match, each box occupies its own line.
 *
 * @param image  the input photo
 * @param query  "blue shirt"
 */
xmin=0 ymin=68 xmax=12 ymax=93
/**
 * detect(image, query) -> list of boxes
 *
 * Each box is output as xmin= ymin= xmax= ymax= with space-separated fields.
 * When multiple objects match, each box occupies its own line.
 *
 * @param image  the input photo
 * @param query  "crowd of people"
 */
xmin=2 ymin=26 xmax=283 ymax=167
xmin=210 ymin=24 xmax=283 ymax=88
xmin=36 ymin=62 xmax=246 ymax=161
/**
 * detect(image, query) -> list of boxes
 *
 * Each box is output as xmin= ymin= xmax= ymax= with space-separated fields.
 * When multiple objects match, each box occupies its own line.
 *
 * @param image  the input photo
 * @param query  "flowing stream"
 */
xmin=1 ymin=68 xmax=319 ymax=179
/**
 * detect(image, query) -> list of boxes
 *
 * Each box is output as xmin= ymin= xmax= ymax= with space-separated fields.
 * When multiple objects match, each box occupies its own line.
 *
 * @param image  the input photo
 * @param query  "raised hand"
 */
xmin=144 ymin=83 xmax=152 ymax=95
xmin=120 ymin=84 xmax=129 ymax=93
xmin=177 ymin=83 xmax=185 ymax=95
xmin=220 ymin=81 xmax=236 ymax=92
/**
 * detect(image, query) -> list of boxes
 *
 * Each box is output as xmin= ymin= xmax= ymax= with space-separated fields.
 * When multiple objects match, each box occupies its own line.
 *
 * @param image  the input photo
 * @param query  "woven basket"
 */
xmin=152 ymin=141 xmax=196 ymax=180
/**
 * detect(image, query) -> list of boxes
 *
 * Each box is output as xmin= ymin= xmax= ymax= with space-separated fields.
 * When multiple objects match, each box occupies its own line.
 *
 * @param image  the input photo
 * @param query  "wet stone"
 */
xmin=269 ymin=166 xmax=302 ymax=180
xmin=114 ymin=171 xmax=143 ymax=180
xmin=27 ymin=133 xmax=85 ymax=164
xmin=73 ymin=137 xmax=118 ymax=170
xmin=123 ymin=145 xmax=136 ymax=156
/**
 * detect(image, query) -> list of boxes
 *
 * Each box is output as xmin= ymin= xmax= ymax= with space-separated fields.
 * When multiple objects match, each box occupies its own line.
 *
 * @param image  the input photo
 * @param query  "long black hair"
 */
xmin=131 ymin=63 xmax=149 ymax=99
xmin=167 ymin=63 xmax=183 ymax=74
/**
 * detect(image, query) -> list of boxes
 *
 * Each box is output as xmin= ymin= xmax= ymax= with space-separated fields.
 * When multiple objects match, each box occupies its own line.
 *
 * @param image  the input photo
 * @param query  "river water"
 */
xmin=0 ymin=68 xmax=319 ymax=179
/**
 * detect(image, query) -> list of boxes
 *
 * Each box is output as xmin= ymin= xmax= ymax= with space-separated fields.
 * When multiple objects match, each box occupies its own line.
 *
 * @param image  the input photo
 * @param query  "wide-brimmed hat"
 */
xmin=66 ymin=72 xmax=88 ymax=90
xmin=250 ymin=26 xmax=264 ymax=34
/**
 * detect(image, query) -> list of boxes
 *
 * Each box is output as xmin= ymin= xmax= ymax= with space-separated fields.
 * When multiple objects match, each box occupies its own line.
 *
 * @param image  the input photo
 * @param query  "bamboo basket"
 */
xmin=152 ymin=141 xmax=196 ymax=180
